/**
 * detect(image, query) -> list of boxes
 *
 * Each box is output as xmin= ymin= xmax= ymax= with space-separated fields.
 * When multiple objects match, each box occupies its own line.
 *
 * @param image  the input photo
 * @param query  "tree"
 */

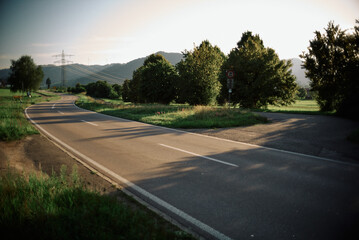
xmin=296 ymin=87 xmax=307 ymax=99
xmin=112 ymin=83 xmax=122 ymax=97
xmin=129 ymin=67 xmax=144 ymax=103
xmin=139 ymin=54 xmax=178 ymax=104
xmin=218 ymin=31 xmax=297 ymax=108
xmin=176 ymin=40 xmax=225 ymax=105
xmin=122 ymin=79 xmax=132 ymax=102
xmin=85 ymin=81 xmax=118 ymax=99
xmin=46 ymin=77 xmax=51 ymax=89
xmin=8 ymin=55 xmax=44 ymax=94
xmin=301 ymin=20 xmax=359 ymax=117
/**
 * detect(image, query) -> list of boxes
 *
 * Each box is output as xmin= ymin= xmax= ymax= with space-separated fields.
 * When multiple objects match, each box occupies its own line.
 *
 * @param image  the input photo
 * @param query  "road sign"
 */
xmin=226 ymin=70 xmax=235 ymax=79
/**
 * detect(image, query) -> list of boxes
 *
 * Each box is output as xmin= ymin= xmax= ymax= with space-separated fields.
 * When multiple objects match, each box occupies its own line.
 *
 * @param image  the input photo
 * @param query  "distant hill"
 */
xmin=67 ymin=51 xmax=183 ymax=86
xmin=0 ymin=53 xmax=310 ymax=88
xmin=290 ymin=58 xmax=310 ymax=87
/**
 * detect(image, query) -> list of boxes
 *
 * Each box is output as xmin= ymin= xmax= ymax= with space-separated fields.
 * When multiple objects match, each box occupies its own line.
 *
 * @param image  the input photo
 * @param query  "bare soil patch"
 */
xmin=0 ymin=134 xmax=116 ymax=194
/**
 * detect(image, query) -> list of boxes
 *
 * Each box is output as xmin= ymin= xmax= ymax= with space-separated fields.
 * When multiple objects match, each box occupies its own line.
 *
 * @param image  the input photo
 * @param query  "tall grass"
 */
xmin=0 ymin=166 xmax=193 ymax=240
xmin=0 ymin=89 xmax=59 ymax=141
xmin=76 ymin=95 xmax=268 ymax=128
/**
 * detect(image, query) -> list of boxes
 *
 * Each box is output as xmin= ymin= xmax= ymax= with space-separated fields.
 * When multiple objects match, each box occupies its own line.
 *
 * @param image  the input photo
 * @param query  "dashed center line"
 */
xmin=57 ymin=110 xmax=64 ymax=114
xmin=81 ymin=120 xmax=98 ymax=126
xmin=159 ymin=143 xmax=238 ymax=167
xmin=52 ymin=103 xmax=56 ymax=109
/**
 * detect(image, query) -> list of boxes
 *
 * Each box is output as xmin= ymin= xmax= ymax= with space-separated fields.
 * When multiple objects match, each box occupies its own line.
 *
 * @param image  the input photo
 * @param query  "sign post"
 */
xmin=226 ymin=70 xmax=235 ymax=108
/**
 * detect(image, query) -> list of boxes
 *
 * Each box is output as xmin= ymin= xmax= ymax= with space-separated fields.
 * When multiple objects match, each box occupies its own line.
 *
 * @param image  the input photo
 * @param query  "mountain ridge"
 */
xmin=0 ymin=52 xmax=309 ymax=88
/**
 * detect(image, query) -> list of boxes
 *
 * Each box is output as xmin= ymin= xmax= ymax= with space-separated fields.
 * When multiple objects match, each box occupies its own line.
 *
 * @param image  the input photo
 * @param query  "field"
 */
xmin=257 ymin=100 xmax=335 ymax=115
xmin=0 ymin=89 xmax=59 ymax=141
xmin=76 ymin=95 xmax=268 ymax=128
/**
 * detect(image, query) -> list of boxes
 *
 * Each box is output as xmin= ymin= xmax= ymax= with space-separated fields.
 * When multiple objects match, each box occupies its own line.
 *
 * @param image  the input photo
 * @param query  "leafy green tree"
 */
xmin=129 ymin=67 xmax=144 ymax=103
xmin=46 ymin=77 xmax=51 ymax=89
xmin=112 ymin=84 xmax=122 ymax=97
xmin=176 ymin=40 xmax=225 ymax=105
xmin=8 ymin=55 xmax=44 ymax=94
xmin=301 ymin=20 xmax=359 ymax=117
xmin=122 ymin=79 xmax=131 ymax=102
xmin=219 ymin=31 xmax=297 ymax=108
xmin=85 ymin=81 xmax=118 ymax=99
xmin=297 ymin=87 xmax=307 ymax=99
xmin=69 ymin=83 xmax=86 ymax=93
xmin=139 ymin=54 xmax=178 ymax=104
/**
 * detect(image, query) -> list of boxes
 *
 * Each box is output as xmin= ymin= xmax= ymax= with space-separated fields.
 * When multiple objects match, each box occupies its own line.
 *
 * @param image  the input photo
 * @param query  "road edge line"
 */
xmin=72 ymin=101 xmax=359 ymax=168
xmin=25 ymin=104 xmax=232 ymax=240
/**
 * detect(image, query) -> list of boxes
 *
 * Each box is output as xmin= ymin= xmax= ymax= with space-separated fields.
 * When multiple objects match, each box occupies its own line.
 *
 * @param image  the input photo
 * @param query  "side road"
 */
xmin=188 ymin=112 xmax=359 ymax=163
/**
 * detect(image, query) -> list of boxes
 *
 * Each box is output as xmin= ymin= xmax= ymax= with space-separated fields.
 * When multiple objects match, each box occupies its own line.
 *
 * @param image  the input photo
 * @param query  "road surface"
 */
xmin=26 ymin=95 xmax=359 ymax=240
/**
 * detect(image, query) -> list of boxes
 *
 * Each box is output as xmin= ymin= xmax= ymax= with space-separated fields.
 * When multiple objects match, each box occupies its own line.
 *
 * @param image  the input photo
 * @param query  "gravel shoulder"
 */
xmin=187 ymin=112 xmax=359 ymax=163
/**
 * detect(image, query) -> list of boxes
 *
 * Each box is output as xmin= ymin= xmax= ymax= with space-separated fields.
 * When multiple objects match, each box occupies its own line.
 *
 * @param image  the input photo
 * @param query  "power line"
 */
xmin=53 ymin=50 xmax=74 ymax=88
xmin=67 ymin=64 xmax=124 ymax=83
xmin=70 ymin=64 xmax=124 ymax=81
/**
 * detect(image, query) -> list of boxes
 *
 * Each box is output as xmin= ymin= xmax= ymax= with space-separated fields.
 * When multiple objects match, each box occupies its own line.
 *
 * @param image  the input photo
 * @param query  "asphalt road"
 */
xmin=26 ymin=95 xmax=359 ymax=240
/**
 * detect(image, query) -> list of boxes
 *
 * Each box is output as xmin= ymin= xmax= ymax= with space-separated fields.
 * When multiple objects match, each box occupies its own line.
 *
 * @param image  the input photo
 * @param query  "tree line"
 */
xmin=7 ymin=21 xmax=359 ymax=119
xmin=122 ymin=32 xmax=297 ymax=109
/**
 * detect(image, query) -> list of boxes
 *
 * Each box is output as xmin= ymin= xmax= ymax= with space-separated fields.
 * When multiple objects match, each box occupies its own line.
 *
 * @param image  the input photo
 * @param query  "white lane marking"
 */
xmin=57 ymin=110 xmax=64 ymax=114
xmin=25 ymin=105 xmax=232 ymax=240
xmin=159 ymin=143 xmax=238 ymax=167
xmin=81 ymin=120 xmax=98 ymax=126
xmin=72 ymin=100 xmax=359 ymax=167
xmin=52 ymin=103 xmax=56 ymax=109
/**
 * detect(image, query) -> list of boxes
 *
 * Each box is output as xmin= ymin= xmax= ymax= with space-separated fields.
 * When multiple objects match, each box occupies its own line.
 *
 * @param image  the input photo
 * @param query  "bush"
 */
xmin=85 ymin=81 xmax=119 ymax=99
xmin=68 ymin=83 xmax=86 ymax=94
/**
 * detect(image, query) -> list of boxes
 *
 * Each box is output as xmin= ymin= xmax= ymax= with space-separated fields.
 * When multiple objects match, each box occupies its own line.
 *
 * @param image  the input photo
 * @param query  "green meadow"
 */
xmin=0 ymin=89 xmax=59 ymax=141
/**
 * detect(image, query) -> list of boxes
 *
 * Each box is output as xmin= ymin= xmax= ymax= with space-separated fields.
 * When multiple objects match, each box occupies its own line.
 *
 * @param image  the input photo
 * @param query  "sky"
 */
xmin=0 ymin=0 xmax=358 ymax=69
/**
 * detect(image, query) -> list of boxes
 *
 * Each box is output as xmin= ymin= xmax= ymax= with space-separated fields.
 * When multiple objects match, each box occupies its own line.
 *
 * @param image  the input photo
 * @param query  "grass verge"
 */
xmin=255 ymin=100 xmax=335 ymax=115
xmin=0 ymin=88 xmax=59 ymax=141
xmin=0 ymin=166 xmax=194 ymax=240
xmin=76 ymin=95 xmax=268 ymax=128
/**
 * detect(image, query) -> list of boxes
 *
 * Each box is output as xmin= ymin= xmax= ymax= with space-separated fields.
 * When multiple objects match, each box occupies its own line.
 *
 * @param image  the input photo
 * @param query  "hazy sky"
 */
xmin=0 ymin=0 xmax=358 ymax=69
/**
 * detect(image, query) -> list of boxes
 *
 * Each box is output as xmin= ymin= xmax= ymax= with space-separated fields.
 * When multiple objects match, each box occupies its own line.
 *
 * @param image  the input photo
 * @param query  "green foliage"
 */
xmin=176 ymin=40 xmax=225 ymax=105
xmin=8 ymin=55 xmax=44 ymax=94
xmin=0 ymin=168 xmax=194 ymax=240
xmin=128 ymin=67 xmax=143 ymax=103
xmin=45 ymin=77 xmax=51 ymax=89
xmin=76 ymin=95 xmax=268 ymax=129
xmin=0 ymin=89 xmax=59 ymax=141
xmin=128 ymin=54 xmax=178 ymax=104
xmin=112 ymin=83 xmax=122 ymax=97
xmin=296 ymin=87 xmax=308 ymax=99
xmin=68 ymin=83 xmax=86 ymax=94
xmin=85 ymin=81 xmax=119 ymax=99
xmin=219 ymin=32 xmax=297 ymax=108
xmin=121 ymin=79 xmax=131 ymax=102
xmin=301 ymin=20 xmax=359 ymax=118
xmin=140 ymin=54 xmax=178 ymax=104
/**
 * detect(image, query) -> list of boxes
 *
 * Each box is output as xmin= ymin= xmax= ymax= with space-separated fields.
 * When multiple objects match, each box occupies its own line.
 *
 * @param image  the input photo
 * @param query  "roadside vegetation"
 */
xmin=76 ymin=95 xmax=268 ymax=128
xmin=256 ymin=99 xmax=336 ymax=115
xmin=0 ymin=166 xmax=194 ymax=240
xmin=0 ymin=88 xmax=59 ymax=141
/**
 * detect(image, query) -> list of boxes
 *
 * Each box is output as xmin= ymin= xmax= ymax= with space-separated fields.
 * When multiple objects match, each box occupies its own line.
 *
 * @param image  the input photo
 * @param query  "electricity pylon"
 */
xmin=53 ymin=50 xmax=73 ymax=88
